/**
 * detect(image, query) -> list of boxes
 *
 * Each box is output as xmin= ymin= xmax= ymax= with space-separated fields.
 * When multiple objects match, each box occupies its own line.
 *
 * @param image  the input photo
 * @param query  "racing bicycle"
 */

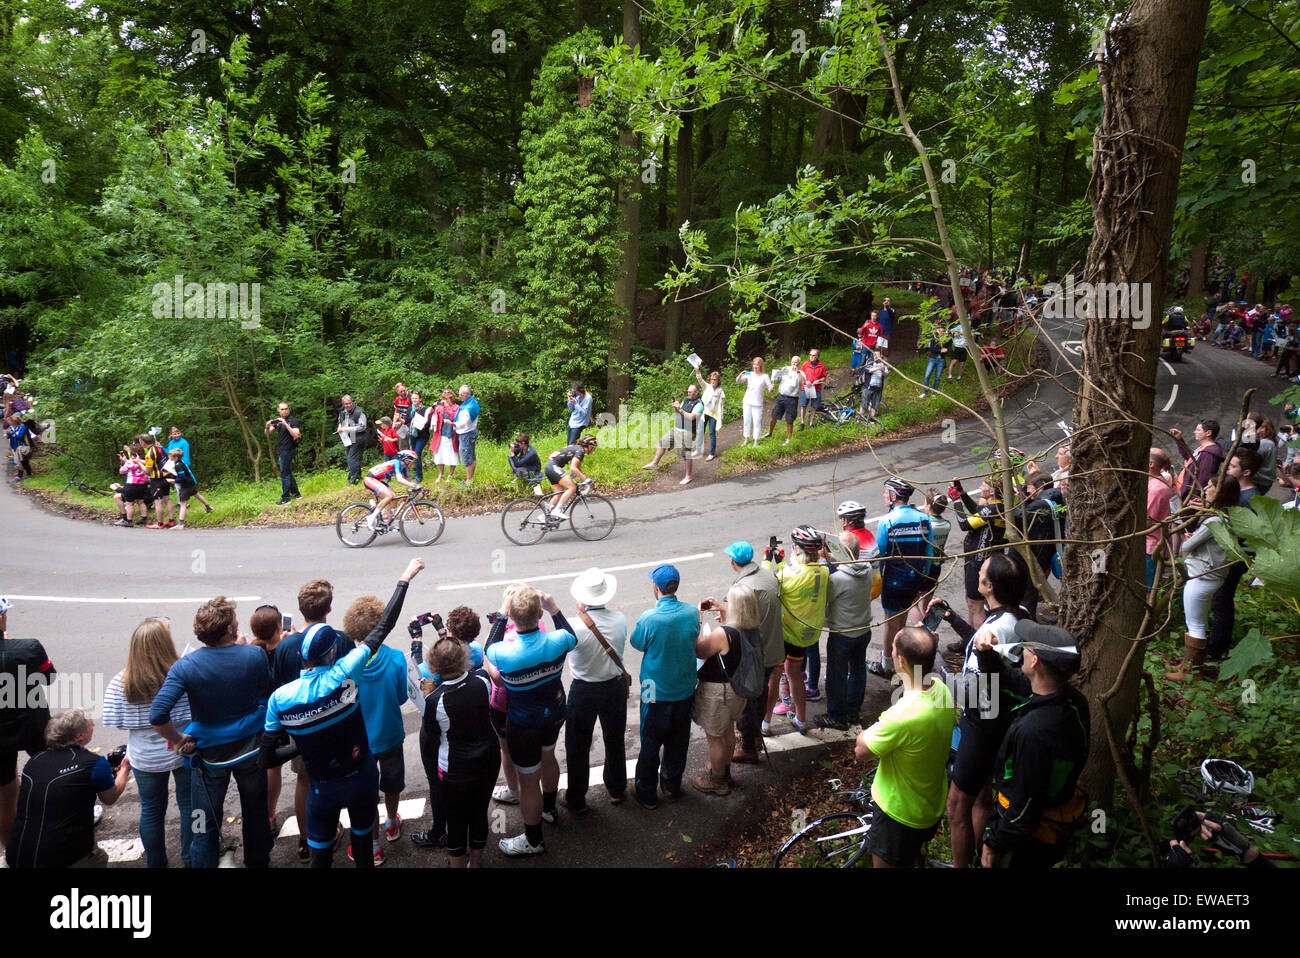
xmin=61 ymin=474 xmax=114 ymax=497
xmin=815 ymin=387 xmax=873 ymax=427
xmin=336 ymin=487 xmax=445 ymax=548
xmin=500 ymin=477 xmax=616 ymax=545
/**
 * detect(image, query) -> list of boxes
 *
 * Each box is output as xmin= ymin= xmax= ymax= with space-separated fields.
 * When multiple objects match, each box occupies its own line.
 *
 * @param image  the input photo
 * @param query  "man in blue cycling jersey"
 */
xmin=869 ymin=477 xmax=933 ymax=678
xmin=364 ymin=449 xmax=420 ymax=529
xmin=260 ymin=558 xmax=425 ymax=868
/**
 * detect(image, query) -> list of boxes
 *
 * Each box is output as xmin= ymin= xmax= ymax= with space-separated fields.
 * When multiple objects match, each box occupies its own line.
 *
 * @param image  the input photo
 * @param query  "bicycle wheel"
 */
xmin=501 ymin=498 xmax=550 ymax=545
xmin=400 ymin=500 xmax=445 ymax=546
xmin=336 ymin=503 xmax=378 ymax=548
xmin=569 ymin=493 xmax=616 ymax=541
xmin=771 ymin=813 xmax=872 ymax=868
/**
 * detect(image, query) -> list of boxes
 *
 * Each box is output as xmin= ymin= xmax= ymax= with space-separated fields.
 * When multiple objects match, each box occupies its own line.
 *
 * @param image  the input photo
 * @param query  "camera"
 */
xmin=922 ymin=600 xmax=950 ymax=634
xmin=764 ymin=535 xmax=785 ymax=565
xmin=107 ymin=745 xmax=127 ymax=770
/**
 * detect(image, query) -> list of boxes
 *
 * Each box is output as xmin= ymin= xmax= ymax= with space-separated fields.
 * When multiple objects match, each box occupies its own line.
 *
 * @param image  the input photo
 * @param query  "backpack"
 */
xmin=717 ymin=625 xmax=765 ymax=700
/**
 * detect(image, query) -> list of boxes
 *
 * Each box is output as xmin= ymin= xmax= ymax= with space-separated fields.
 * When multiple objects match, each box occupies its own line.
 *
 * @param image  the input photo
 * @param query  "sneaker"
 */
xmin=347 ymin=844 xmax=385 ymax=866
xmin=541 ymin=809 xmax=558 ymax=825
xmin=705 ymin=454 xmax=715 ymax=461
xmin=607 ymin=791 xmax=625 ymax=805
xmin=499 ymin=833 xmax=546 ymax=857
xmin=275 ymin=498 xmax=290 ymax=506
xmin=384 ymin=813 xmax=402 ymax=842
xmin=135 ymin=517 xmax=148 ymax=525
xmin=867 ymin=659 xmax=895 ymax=678
xmin=115 ymin=517 xmax=133 ymax=527
xmin=641 ymin=463 xmax=656 ymax=470
xmin=291 ymin=493 xmax=302 ymax=500
xmin=633 ymin=792 xmax=659 ymax=811
xmin=172 ymin=523 xmax=185 ymax=530
xmin=815 ymin=715 xmax=849 ymax=731
xmin=410 ymin=829 xmax=448 ymax=848
xmin=162 ymin=521 xmax=176 ymax=528
xmin=773 ymin=700 xmax=793 ymax=715
xmin=659 ymin=779 xmax=682 ymax=802
xmin=804 ymin=686 xmax=822 ymax=701
xmin=552 ymin=510 xmax=568 ymax=521
xmin=204 ymin=503 xmax=214 ymax=513
xmin=93 ymin=804 xmax=104 ymax=826
xmin=146 ymin=522 xmax=162 ymax=529
xmin=366 ymin=512 xmax=379 ymax=531
xmin=791 ymin=717 xmax=811 ymax=735
xmin=760 ymin=432 xmax=772 ymax=439
xmin=782 ymin=439 xmax=790 ymax=446
xmin=679 ymin=476 xmax=692 ymax=485
xmin=297 ymin=838 xmax=310 ymax=862
xmin=761 ymin=720 xmax=774 ymax=737
xmin=559 ymin=790 xmax=589 ymax=815
xmin=492 ymin=785 xmax=520 ymax=805
xmin=919 ymin=392 xmax=929 ymax=398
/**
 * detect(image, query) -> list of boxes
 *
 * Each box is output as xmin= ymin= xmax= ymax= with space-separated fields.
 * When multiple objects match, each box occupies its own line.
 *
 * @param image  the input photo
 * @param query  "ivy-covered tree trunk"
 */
xmin=1062 ymin=0 xmax=1212 ymax=805
xmin=609 ymin=0 xmax=642 ymax=404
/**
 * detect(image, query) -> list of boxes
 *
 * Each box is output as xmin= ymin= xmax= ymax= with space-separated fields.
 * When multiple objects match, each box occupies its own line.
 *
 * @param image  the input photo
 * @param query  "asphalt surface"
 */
xmin=1 ymin=319 xmax=1282 ymax=868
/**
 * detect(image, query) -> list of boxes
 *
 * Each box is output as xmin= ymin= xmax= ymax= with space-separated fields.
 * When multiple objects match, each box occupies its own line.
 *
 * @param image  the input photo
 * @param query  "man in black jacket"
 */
xmin=975 ymin=620 xmax=1090 ymax=869
xmin=0 ymin=597 xmax=56 ymax=848
xmin=1009 ymin=472 xmax=1064 ymax=618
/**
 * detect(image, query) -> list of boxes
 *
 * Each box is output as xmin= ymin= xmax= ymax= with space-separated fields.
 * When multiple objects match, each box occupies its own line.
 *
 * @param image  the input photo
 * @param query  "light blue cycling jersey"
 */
xmin=266 ymin=645 xmax=375 ymax=782
xmin=876 ymin=504 xmax=934 ymax=585
xmin=485 ymin=624 xmax=576 ymax=727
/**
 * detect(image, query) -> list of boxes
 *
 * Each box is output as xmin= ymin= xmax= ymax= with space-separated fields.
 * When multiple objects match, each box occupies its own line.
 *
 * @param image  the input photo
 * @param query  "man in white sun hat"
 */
xmin=560 ymin=569 xmax=630 ymax=813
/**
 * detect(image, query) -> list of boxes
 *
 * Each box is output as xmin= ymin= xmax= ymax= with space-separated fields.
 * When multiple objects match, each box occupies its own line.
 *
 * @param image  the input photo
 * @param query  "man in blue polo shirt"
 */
xmin=629 ymin=564 xmax=699 ymax=809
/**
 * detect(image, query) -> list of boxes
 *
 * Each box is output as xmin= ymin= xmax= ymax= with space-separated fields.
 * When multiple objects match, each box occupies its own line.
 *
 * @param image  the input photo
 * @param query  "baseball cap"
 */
xmin=725 ymin=541 xmax=754 ymax=565
xmin=649 ymin=564 xmax=680 ymax=590
xmin=301 ymin=624 xmax=343 ymax=662
xmin=1011 ymin=619 xmax=1081 ymax=675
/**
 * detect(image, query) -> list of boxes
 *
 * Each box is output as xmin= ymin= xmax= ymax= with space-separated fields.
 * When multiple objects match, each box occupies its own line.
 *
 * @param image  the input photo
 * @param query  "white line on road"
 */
xmin=1160 ymin=359 xmax=1177 ymax=376
xmin=1162 ymin=384 xmax=1179 ymax=413
xmin=438 ymin=553 xmax=716 ymax=591
xmin=6 ymin=594 xmax=263 ymax=604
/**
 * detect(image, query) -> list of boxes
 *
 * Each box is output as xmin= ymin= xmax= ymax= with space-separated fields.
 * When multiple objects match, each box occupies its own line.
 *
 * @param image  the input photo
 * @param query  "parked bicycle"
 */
xmin=815 ymin=387 xmax=873 ymax=427
xmin=500 ymin=477 xmax=616 ymax=546
xmin=772 ymin=773 xmax=876 ymax=868
xmin=336 ymin=487 xmax=444 ymax=548
xmin=61 ymin=474 xmax=114 ymax=497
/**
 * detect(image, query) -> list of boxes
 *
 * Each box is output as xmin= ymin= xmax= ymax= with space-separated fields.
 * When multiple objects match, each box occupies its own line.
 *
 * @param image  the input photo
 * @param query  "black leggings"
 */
xmin=442 ymin=759 xmax=501 ymax=857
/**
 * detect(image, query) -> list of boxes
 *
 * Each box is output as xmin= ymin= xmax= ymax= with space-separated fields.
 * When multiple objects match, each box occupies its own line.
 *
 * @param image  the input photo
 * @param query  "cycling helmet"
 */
xmin=578 ymin=434 xmax=598 ymax=448
xmin=0 ymin=596 xmax=10 ymax=615
xmin=1200 ymin=758 xmax=1254 ymax=797
xmin=790 ymin=525 xmax=823 ymax=550
xmin=836 ymin=500 xmax=866 ymax=518
xmin=1171 ymin=306 xmax=1184 ymax=315
xmin=398 ymin=449 xmax=418 ymax=461
xmin=883 ymin=477 xmax=914 ymax=498
xmin=991 ymin=446 xmax=1026 ymax=464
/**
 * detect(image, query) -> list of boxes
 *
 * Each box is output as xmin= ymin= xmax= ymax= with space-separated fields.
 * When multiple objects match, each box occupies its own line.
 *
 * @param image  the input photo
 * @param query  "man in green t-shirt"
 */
xmin=854 ymin=626 xmax=955 ymax=867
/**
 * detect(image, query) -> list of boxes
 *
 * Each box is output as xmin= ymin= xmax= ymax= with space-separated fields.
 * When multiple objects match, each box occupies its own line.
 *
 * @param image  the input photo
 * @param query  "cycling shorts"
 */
xmin=543 ymin=462 xmax=568 ymax=485
xmin=881 ymin=580 xmax=924 ymax=616
xmin=505 ymin=718 xmax=564 ymax=775
xmin=783 ymin=640 xmax=809 ymax=661
xmin=305 ymin=761 xmax=378 ymax=849
xmin=964 ymin=558 xmax=983 ymax=601
xmin=363 ymin=476 xmax=390 ymax=495
xmin=949 ymin=714 xmax=1004 ymax=797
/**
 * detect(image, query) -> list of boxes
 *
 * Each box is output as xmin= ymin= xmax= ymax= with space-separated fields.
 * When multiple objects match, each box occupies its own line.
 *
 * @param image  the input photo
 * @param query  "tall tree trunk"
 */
xmin=609 ymin=0 xmax=642 ymax=404
xmin=665 ymin=113 xmax=692 ymax=357
xmin=1063 ymin=0 xmax=1212 ymax=810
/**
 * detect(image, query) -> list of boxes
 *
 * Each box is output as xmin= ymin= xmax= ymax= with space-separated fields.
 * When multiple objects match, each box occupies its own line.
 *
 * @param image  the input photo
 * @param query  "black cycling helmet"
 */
xmin=791 ymin=525 xmax=822 ymax=550
xmin=883 ymin=477 xmax=914 ymax=499
xmin=578 ymin=434 xmax=598 ymax=448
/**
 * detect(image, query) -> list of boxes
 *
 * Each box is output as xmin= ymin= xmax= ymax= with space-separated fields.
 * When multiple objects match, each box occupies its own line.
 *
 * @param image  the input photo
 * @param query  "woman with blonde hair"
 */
xmin=101 ymin=617 xmax=194 ymax=867
xmin=735 ymin=357 xmax=773 ymax=447
xmin=692 ymin=584 xmax=760 ymax=796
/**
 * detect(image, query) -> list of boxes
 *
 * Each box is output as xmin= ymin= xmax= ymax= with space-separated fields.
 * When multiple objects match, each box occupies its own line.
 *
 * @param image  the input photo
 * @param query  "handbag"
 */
xmin=579 ymin=611 xmax=633 ymax=697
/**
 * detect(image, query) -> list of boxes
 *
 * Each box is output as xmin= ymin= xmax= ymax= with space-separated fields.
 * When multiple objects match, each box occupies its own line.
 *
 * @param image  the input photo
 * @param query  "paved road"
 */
xmin=1 ymin=320 xmax=1280 ymax=866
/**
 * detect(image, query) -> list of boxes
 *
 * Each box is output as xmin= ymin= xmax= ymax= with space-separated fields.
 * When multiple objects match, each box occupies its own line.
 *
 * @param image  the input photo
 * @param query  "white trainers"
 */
xmin=679 ymin=476 xmax=692 ymax=485
xmin=366 ymin=512 xmax=379 ymax=531
xmin=93 ymin=804 xmax=104 ymax=826
xmin=553 ymin=510 xmax=568 ymax=521
xmin=492 ymin=785 xmax=520 ymax=805
xmin=499 ymin=833 xmax=546 ymax=857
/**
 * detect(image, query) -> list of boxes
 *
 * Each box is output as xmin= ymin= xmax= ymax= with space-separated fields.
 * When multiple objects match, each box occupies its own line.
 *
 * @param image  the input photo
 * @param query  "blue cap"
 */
xmin=649 ymin=564 xmax=680 ymax=590
xmin=301 ymin=624 xmax=341 ymax=663
xmin=725 ymin=541 xmax=754 ymax=565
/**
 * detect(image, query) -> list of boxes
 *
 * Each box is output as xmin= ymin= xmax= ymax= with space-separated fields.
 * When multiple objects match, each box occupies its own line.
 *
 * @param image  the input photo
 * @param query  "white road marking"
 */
xmin=7 ymin=594 xmax=262 ymax=604
xmin=1160 ymin=359 xmax=1176 ymax=376
xmin=1162 ymin=384 xmax=1179 ymax=412
xmin=1061 ymin=340 xmax=1083 ymax=355
xmin=439 ymin=553 xmax=716 ymax=591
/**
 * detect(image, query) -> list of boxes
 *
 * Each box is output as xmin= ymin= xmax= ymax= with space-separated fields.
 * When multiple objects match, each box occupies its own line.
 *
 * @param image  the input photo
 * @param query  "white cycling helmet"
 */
xmin=1200 ymin=758 xmax=1254 ymax=797
xmin=836 ymin=500 xmax=866 ymax=518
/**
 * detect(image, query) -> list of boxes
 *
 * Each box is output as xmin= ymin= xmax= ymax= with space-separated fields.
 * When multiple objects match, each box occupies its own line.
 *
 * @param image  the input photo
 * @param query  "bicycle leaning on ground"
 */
xmin=61 ymin=474 xmax=114 ymax=497
xmin=336 ymin=486 xmax=445 ymax=548
xmin=772 ymin=772 xmax=877 ymax=868
xmin=500 ymin=476 xmax=616 ymax=545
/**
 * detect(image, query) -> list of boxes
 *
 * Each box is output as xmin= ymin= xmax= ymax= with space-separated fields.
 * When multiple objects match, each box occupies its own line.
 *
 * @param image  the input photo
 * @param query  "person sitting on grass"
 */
xmin=979 ymin=338 xmax=1006 ymax=372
